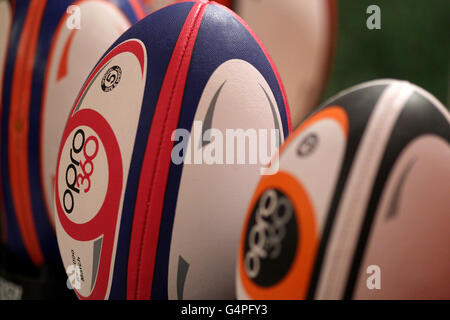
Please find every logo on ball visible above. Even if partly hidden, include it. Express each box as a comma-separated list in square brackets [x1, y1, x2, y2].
[62, 128, 99, 214]
[244, 188, 298, 286]
[296, 133, 318, 157]
[101, 65, 122, 92]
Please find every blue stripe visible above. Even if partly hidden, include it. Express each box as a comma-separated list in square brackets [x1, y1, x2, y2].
[108, 1, 194, 299]
[151, 3, 290, 299]
[1, 0, 32, 264]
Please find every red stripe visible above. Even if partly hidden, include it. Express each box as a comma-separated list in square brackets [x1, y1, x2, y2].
[8, 0, 47, 266]
[56, 29, 77, 81]
[217, 2, 292, 133]
[126, 0, 208, 300]
[129, 0, 147, 20]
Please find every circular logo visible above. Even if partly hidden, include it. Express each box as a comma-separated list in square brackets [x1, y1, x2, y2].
[243, 188, 298, 287]
[101, 65, 122, 92]
[296, 132, 318, 157]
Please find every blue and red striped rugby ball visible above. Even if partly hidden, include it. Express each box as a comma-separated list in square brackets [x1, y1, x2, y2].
[54, 0, 291, 300]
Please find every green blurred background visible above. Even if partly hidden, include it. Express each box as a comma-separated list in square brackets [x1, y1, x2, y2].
[322, 0, 449, 109]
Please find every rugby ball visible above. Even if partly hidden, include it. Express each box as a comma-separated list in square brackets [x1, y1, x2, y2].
[236, 79, 450, 300]
[146, 0, 336, 127]
[54, 1, 290, 300]
[0, 0, 144, 267]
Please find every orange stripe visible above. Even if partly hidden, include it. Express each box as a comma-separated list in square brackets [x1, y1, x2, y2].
[129, 0, 147, 20]
[8, 0, 47, 266]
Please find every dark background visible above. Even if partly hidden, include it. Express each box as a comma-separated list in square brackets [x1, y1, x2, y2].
[322, 0, 449, 109]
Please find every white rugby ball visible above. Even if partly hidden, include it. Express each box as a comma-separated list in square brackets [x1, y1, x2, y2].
[237, 79, 450, 300]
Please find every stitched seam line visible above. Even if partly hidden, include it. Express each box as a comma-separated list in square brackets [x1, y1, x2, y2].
[134, 3, 205, 299]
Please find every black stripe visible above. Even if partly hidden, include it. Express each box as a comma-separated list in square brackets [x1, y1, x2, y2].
[344, 91, 450, 299]
[306, 84, 388, 299]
